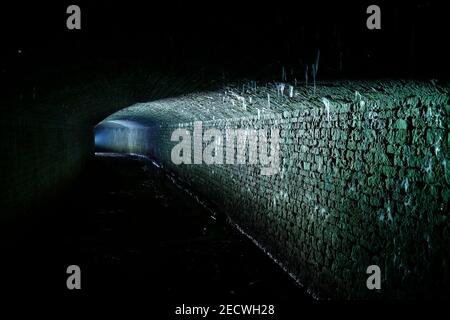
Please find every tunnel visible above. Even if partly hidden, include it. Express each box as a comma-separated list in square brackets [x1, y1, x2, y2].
[88, 81, 449, 299]
[1, 69, 450, 303]
[1, 0, 450, 310]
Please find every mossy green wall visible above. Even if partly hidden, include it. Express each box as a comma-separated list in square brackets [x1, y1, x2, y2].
[101, 80, 450, 298]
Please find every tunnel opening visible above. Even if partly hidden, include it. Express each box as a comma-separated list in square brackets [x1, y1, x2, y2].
[94, 119, 152, 155]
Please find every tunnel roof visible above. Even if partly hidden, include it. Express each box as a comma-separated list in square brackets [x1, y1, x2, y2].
[101, 80, 449, 127]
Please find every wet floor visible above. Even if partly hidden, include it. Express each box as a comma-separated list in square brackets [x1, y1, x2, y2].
[1, 154, 313, 313]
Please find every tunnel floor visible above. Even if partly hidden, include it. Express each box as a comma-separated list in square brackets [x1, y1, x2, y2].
[2, 154, 313, 310]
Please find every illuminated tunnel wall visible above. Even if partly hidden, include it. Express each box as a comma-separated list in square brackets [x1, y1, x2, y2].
[96, 80, 450, 299]
[95, 120, 151, 154]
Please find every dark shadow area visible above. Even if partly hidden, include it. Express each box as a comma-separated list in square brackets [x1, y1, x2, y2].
[0, 155, 313, 310]
[1, 1, 450, 102]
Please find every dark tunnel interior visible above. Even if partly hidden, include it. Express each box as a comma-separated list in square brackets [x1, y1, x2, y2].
[1, 0, 450, 313]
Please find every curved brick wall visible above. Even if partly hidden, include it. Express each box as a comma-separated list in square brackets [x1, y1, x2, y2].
[2, 74, 449, 298]
[98, 80, 450, 299]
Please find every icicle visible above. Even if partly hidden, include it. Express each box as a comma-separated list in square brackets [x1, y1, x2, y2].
[305, 65, 308, 87]
[279, 83, 285, 96]
[312, 64, 316, 94]
[322, 97, 331, 121]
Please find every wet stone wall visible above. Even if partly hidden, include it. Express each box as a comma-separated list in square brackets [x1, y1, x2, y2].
[104, 81, 450, 298]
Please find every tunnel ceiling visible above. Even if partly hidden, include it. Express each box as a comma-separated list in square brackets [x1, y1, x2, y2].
[100, 80, 449, 128]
